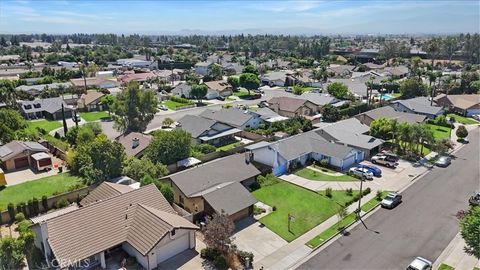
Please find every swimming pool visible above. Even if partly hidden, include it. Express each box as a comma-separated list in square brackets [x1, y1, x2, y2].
[380, 94, 394, 101]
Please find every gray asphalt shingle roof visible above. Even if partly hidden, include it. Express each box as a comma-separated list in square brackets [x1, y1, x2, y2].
[177, 114, 217, 138]
[166, 154, 261, 197]
[392, 97, 443, 116]
[200, 108, 253, 128]
[20, 97, 71, 114]
[202, 181, 257, 215]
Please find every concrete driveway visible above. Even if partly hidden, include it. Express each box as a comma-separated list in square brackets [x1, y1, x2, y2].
[158, 239, 214, 270]
[233, 217, 288, 263]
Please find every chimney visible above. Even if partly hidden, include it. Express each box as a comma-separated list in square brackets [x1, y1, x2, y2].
[132, 137, 140, 148]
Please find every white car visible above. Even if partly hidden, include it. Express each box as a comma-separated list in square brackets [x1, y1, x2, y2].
[348, 167, 374, 180]
[407, 257, 432, 270]
[472, 114, 480, 121]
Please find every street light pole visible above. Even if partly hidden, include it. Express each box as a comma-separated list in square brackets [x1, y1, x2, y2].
[356, 177, 363, 219]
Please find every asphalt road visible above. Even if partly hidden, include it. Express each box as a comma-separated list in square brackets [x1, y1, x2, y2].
[298, 127, 480, 270]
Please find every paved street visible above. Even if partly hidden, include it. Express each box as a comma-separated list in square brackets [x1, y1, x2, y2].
[297, 127, 480, 270]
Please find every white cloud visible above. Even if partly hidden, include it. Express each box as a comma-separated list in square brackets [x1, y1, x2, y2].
[253, 0, 322, 12]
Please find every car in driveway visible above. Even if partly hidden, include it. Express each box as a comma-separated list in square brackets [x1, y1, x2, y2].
[407, 257, 432, 270]
[358, 164, 382, 177]
[348, 167, 373, 180]
[469, 191, 480, 206]
[381, 192, 402, 209]
[158, 104, 168, 111]
[435, 156, 451, 167]
[371, 155, 398, 168]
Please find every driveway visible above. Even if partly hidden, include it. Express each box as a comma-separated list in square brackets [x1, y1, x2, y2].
[158, 238, 214, 270]
[5, 155, 65, 186]
[233, 217, 288, 263]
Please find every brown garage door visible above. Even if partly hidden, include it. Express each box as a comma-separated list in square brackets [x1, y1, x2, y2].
[14, 156, 29, 169]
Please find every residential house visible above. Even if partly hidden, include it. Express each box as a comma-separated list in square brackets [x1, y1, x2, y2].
[203, 80, 233, 100]
[327, 64, 355, 77]
[116, 58, 157, 69]
[221, 62, 244, 75]
[30, 184, 197, 270]
[19, 97, 73, 120]
[200, 108, 262, 130]
[177, 115, 240, 146]
[246, 130, 364, 175]
[76, 91, 105, 112]
[0, 141, 51, 171]
[250, 108, 289, 123]
[434, 94, 480, 117]
[391, 97, 443, 119]
[171, 83, 192, 99]
[118, 72, 157, 84]
[70, 77, 119, 90]
[300, 93, 338, 110]
[355, 106, 427, 126]
[16, 82, 72, 97]
[194, 61, 214, 76]
[316, 118, 383, 157]
[268, 96, 318, 117]
[116, 132, 153, 158]
[380, 65, 409, 78]
[260, 71, 292, 87]
[0, 54, 20, 63]
[162, 154, 260, 222]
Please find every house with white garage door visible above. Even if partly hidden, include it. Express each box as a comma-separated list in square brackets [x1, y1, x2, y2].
[246, 130, 364, 176]
[30, 183, 198, 270]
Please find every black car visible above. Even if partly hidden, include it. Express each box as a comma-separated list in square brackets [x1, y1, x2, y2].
[216, 96, 226, 101]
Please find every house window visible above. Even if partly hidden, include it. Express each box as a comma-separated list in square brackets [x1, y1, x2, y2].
[179, 195, 184, 204]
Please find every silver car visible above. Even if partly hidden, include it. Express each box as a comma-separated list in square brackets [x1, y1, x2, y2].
[348, 167, 374, 180]
[435, 156, 451, 167]
[407, 257, 432, 270]
[381, 192, 402, 209]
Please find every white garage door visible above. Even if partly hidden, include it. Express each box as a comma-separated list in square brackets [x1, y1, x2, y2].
[156, 233, 190, 264]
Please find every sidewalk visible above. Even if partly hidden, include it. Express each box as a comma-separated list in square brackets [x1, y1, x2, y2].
[433, 233, 480, 270]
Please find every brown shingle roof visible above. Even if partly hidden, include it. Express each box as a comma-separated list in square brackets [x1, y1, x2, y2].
[81, 91, 105, 106]
[434, 94, 480, 110]
[47, 184, 196, 267]
[116, 132, 153, 157]
[80, 182, 133, 206]
[204, 80, 231, 91]
[268, 96, 309, 113]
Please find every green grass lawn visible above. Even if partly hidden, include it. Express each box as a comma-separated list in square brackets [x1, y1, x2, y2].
[438, 264, 455, 270]
[295, 167, 357, 182]
[216, 141, 242, 152]
[252, 181, 353, 242]
[0, 173, 85, 210]
[426, 124, 452, 140]
[447, 113, 479, 125]
[360, 191, 390, 212]
[27, 120, 62, 133]
[79, 111, 111, 122]
[233, 90, 253, 99]
[163, 100, 193, 110]
[306, 212, 357, 248]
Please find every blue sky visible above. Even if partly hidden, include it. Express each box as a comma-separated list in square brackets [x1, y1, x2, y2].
[0, 0, 478, 34]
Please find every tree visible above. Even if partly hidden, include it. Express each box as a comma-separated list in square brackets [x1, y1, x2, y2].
[242, 65, 258, 75]
[162, 117, 174, 127]
[399, 78, 428, 99]
[227, 76, 240, 90]
[100, 95, 115, 116]
[321, 104, 341, 122]
[426, 38, 441, 67]
[202, 210, 235, 254]
[145, 129, 191, 165]
[211, 64, 222, 80]
[293, 85, 304, 95]
[337, 205, 348, 230]
[191, 84, 208, 104]
[456, 125, 468, 139]
[112, 81, 158, 132]
[0, 79, 17, 108]
[327, 82, 349, 99]
[160, 185, 174, 205]
[0, 109, 27, 143]
[76, 127, 95, 145]
[0, 237, 25, 269]
[369, 118, 393, 140]
[442, 37, 458, 66]
[122, 157, 168, 180]
[239, 73, 260, 95]
[459, 206, 480, 259]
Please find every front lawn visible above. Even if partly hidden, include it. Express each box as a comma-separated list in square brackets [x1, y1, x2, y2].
[27, 120, 62, 133]
[438, 264, 455, 270]
[233, 90, 253, 99]
[447, 113, 479, 125]
[360, 191, 389, 212]
[295, 167, 357, 182]
[306, 212, 356, 248]
[252, 180, 354, 242]
[163, 100, 193, 110]
[0, 173, 85, 210]
[79, 111, 111, 122]
[425, 124, 452, 140]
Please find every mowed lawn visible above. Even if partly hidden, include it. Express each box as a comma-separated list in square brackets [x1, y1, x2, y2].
[80, 111, 111, 122]
[163, 100, 193, 110]
[253, 181, 352, 242]
[447, 113, 479, 125]
[425, 124, 452, 140]
[295, 167, 357, 182]
[27, 120, 62, 133]
[0, 173, 85, 210]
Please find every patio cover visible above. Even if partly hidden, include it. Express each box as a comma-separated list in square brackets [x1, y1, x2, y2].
[198, 128, 241, 141]
[30, 152, 50, 161]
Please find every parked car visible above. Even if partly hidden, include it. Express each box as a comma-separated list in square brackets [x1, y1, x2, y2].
[258, 101, 269, 108]
[371, 155, 398, 168]
[468, 192, 480, 206]
[252, 93, 262, 99]
[216, 96, 226, 101]
[472, 114, 480, 121]
[379, 151, 399, 162]
[358, 164, 382, 177]
[254, 89, 265, 94]
[158, 105, 168, 111]
[435, 156, 451, 167]
[348, 167, 373, 180]
[381, 192, 402, 209]
[407, 257, 432, 270]
[285, 87, 293, 92]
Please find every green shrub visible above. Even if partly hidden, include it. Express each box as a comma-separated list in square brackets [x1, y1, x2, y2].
[192, 144, 216, 154]
[346, 188, 353, 196]
[32, 197, 40, 216]
[41, 196, 48, 212]
[27, 199, 34, 217]
[54, 198, 70, 209]
[258, 174, 280, 187]
[249, 181, 261, 191]
[213, 256, 228, 270]
[237, 250, 254, 265]
[15, 212, 25, 223]
[7, 203, 15, 222]
[325, 187, 333, 198]
[363, 187, 371, 196]
[272, 205, 277, 211]
[376, 190, 383, 201]
[170, 96, 191, 104]
[200, 248, 220, 261]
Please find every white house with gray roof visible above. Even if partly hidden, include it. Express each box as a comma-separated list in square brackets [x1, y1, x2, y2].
[200, 108, 262, 130]
[391, 97, 443, 119]
[177, 114, 241, 146]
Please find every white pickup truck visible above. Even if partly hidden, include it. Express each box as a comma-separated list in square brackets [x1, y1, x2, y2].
[371, 155, 398, 168]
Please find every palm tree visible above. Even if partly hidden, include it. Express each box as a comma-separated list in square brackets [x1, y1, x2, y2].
[389, 119, 399, 145]
[398, 123, 412, 153]
[426, 38, 441, 67]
